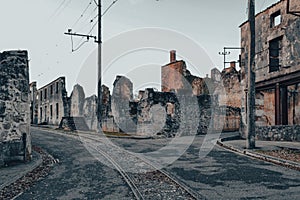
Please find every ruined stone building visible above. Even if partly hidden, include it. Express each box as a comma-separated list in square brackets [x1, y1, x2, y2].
[30, 81, 38, 124]
[161, 50, 241, 133]
[161, 50, 210, 96]
[211, 62, 242, 132]
[0, 50, 31, 166]
[240, 0, 300, 141]
[29, 49, 243, 136]
[67, 84, 112, 132]
[34, 77, 69, 125]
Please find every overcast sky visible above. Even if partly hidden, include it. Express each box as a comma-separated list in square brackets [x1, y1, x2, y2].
[0, 0, 279, 96]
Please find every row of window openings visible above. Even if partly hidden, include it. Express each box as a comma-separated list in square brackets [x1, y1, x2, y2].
[40, 103, 59, 120]
[38, 82, 60, 100]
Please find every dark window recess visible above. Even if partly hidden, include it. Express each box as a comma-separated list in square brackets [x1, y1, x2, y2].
[45, 106, 47, 121]
[40, 91, 43, 100]
[40, 107, 42, 121]
[44, 88, 47, 99]
[56, 103, 59, 119]
[50, 85, 53, 95]
[270, 11, 281, 28]
[56, 82, 59, 93]
[269, 37, 282, 72]
[50, 105, 53, 119]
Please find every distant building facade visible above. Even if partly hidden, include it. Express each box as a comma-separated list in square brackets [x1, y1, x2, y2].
[35, 77, 69, 125]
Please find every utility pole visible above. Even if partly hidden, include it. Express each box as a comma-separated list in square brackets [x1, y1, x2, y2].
[97, 0, 102, 129]
[246, 0, 256, 149]
[65, 0, 102, 130]
[218, 48, 230, 69]
[219, 47, 244, 69]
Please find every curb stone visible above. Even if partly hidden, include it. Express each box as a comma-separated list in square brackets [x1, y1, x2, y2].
[0, 146, 57, 200]
[0, 151, 42, 191]
[217, 139, 300, 171]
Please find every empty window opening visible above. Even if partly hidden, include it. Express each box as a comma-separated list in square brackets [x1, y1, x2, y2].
[40, 107, 42, 121]
[56, 103, 59, 119]
[45, 106, 47, 121]
[56, 82, 59, 93]
[50, 105, 53, 119]
[269, 37, 282, 72]
[270, 11, 281, 27]
[44, 88, 47, 99]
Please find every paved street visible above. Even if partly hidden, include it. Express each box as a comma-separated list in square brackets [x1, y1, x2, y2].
[17, 128, 134, 200]
[111, 135, 300, 200]
[16, 128, 300, 199]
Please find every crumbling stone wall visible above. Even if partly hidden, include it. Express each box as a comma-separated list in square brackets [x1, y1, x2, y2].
[70, 84, 85, 117]
[161, 60, 186, 93]
[255, 90, 276, 126]
[220, 65, 242, 108]
[29, 82, 38, 124]
[83, 95, 98, 131]
[111, 76, 135, 133]
[67, 84, 113, 132]
[211, 66, 242, 132]
[136, 88, 180, 136]
[0, 50, 31, 166]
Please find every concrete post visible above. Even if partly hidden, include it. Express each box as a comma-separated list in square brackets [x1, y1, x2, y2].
[246, 0, 256, 149]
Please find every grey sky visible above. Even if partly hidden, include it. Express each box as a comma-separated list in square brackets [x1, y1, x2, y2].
[0, 0, 279, 96]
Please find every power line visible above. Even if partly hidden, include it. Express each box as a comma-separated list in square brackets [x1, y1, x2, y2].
[50, 0, 67, 19]
[70, 35, 90, 52]
[52, 0, 72, 19]
[65, 0, 119, 52]
[102, 0, 119, 17]
[72, 0, 93, 28]
[70, 19, 98, 51]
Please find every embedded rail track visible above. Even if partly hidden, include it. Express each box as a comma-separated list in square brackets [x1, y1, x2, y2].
[79, 133, 201, 200]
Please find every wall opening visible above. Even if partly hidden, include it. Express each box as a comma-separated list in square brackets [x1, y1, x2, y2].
[270, 11, 281, 27]
[269, 37, 282, 72]
[50, 85, 53, 95]
[56, 82, 59, 93]
[56, 103, 59, 119]
[44, 88, 47, 99]
[50, 104, 53, 119]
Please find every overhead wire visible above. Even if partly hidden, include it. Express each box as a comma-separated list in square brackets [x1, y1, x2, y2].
[71, 34, 90, 52]
[50, 0, 67, 19]
[72, 0, 93, 28]
[102, 0, 119, 17]
[71, 19, 98, 52]
[68, 0, 120, 52]
[52, 0, 72, 19]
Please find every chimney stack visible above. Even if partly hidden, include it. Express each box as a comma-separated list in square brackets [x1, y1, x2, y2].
[230, 61, 236, 69]
[170, 50, 176, 63]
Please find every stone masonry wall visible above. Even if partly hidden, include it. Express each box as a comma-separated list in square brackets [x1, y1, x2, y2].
[240, 0, 300, 135]
[70, 84, 85, 117]
[0, 50, 31, 166]
[256, 125, 300, 141]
